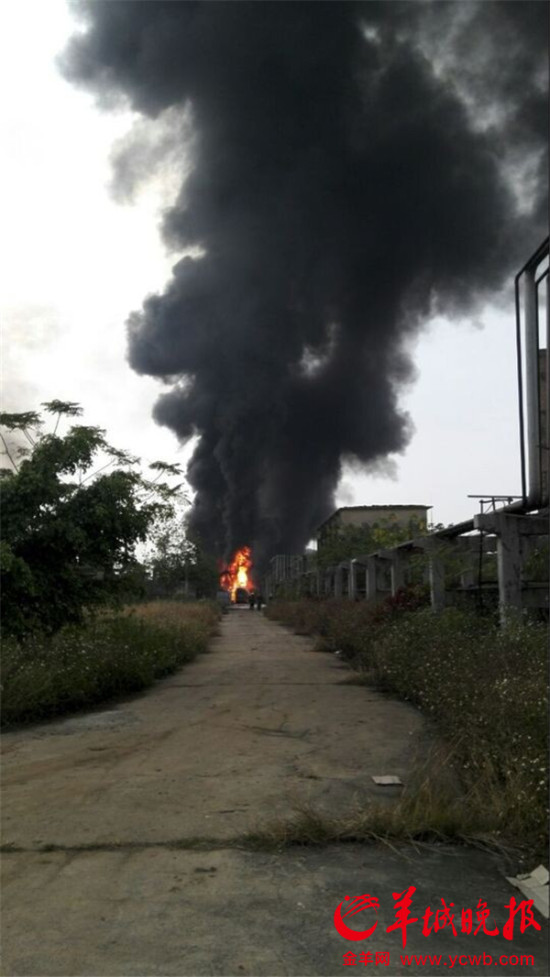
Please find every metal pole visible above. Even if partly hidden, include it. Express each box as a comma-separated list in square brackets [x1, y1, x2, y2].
[524, 266, 541, 505]
[545, 273, 550, 505]
[515, 274, 527, 504]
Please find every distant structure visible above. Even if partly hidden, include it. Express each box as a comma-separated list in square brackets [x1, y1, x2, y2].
[268, 552, 316, 591]
[317, 504, 430, 554]
[263, 506, 431, 599]
[264, 550, 316, 597]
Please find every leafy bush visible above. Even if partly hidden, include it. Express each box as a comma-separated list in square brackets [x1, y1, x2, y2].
[1, 601, 220, 726]
[1, 404, 183, 637]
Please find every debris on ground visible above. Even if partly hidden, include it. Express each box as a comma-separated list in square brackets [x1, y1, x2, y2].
[371, 775, 403, 786]
[506, 865, 549, 919]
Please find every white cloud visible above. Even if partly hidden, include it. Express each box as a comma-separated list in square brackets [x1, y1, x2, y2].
[0, 1, 192, 474]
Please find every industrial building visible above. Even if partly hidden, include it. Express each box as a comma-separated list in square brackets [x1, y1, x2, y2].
[316, 504, 430, 556]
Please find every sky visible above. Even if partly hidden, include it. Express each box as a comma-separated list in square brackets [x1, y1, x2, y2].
[0, 1, 540, 541]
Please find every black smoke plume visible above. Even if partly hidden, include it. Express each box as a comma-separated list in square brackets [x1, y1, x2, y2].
[62, 1, 548, 565]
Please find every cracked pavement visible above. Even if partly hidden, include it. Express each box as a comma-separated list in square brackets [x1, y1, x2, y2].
[1, 609, 547, 976]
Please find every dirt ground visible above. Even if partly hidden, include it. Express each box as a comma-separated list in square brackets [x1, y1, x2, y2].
[2, 609, 547, 976]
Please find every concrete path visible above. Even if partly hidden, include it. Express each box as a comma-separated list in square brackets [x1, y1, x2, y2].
[1, 609, 547, 976]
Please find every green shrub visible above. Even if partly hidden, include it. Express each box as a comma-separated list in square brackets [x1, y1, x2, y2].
[1, 601, 220, 726]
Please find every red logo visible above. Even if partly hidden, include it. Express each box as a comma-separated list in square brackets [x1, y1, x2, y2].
[333, 887, 541, 949]
[333, 895, 380, 941]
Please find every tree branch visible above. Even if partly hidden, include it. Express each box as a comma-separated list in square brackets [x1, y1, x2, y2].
[0, 432, 18, 472]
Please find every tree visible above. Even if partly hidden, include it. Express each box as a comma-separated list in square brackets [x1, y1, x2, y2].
[316, 517, 429, 569]
[0, 403, 183, 637]
[146, 515, 219, 599]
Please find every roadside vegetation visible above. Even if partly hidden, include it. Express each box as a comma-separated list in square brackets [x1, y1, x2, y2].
[0, 401, 186, 637]
[1, 601, 220, 728]
[0, 404, 220, 727]
[266, 596, 548, 860]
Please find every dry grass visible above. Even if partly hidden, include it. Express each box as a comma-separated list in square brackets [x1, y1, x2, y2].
[127, 600, 220, 627]
[244, 745, 522, 864]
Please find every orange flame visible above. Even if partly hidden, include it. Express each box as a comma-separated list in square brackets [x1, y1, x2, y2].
[219, 546, 255, 602]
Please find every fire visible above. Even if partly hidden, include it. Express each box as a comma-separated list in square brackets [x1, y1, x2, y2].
[219, 546, 255, 602]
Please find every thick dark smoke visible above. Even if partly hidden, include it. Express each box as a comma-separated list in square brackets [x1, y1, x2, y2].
[61, 1, 548, 565]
